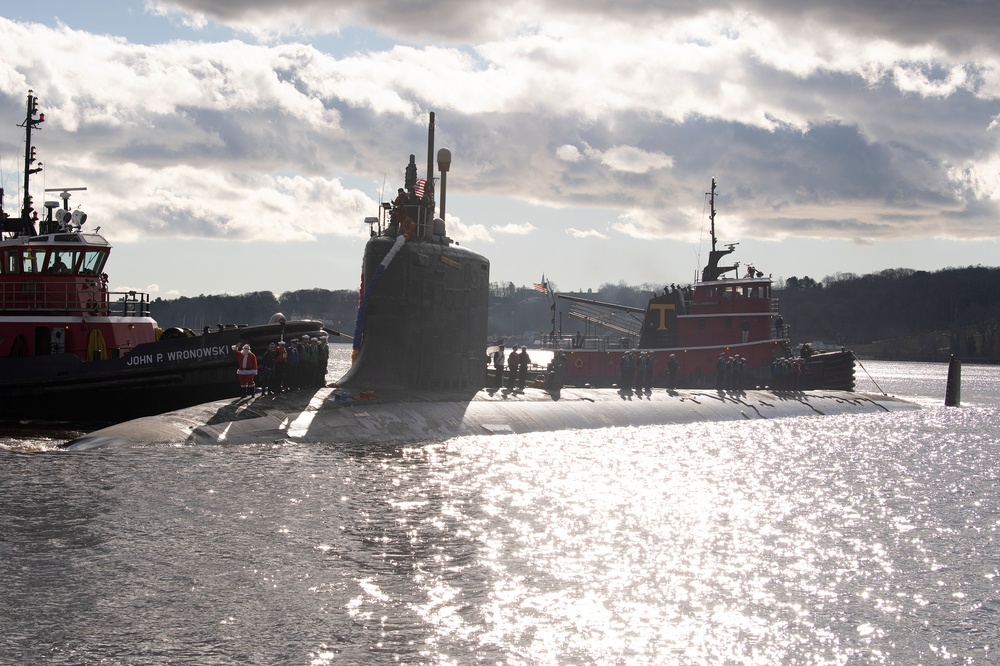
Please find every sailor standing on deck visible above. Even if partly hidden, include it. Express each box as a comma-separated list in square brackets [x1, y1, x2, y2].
[620, 351, 635, 392]
[287, 339, 300, 390]
[259, 342, 276, 396]
[645, 351, 657, 391]
[666, 353, 678, 390]
[633, 351, 646, 391]
[506, 346, 520, 391]
[492, 343, 505, 388]
[316, 335, 330, 387]
[300, 336, 317, 387]
[233, 344, 258, 397]
[273, 341, 288, 393]
[517, 346, 530, 390]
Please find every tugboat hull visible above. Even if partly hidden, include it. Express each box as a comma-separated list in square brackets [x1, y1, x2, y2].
[551, 179, 856, 392]
[0, 320, 325, 425]
[0, 90, 331, 426]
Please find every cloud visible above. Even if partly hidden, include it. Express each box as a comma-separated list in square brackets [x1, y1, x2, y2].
[566, 228, 608, 240]
[2, 0, 999, 260]
[491, 222, 537, 234]
[556, 144, 583, 162]
[611, 208, 695, 241]
[444, 214, 494, 243]
[596, 145, 674, 174]
[35, 156, 374, 243]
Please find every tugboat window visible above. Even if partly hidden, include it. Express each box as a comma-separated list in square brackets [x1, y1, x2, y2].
[21, 249, 39, 273]
[3, 250, 19, 275]
[49, 251, 76, 274]
[79, 250, 107, 276]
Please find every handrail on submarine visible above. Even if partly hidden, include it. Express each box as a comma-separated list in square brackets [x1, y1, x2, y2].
[556, 292, 647, 314]
[323, 326, 353, 339]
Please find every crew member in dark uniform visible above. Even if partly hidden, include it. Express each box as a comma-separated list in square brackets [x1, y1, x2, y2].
[516, 346, 530, 390]
[492, 343, 505, 388]
[506, 346, 519, 390]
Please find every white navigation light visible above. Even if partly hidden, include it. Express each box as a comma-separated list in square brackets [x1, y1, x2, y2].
[72, 209, 88, 227]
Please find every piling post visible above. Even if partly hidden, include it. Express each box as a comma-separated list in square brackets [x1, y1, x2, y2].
[944, 354, 961, 407]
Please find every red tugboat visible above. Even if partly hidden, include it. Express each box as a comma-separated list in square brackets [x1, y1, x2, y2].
[555, 178, 855, 390]
[0, 90, 327, 424]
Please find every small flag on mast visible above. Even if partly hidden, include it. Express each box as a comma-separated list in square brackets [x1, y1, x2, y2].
[414, 178, 427, 199]
[533, 276, 549, 295]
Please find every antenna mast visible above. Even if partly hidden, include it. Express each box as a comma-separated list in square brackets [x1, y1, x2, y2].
[708, 177, 717, 253]
[20, 90, 45, 222]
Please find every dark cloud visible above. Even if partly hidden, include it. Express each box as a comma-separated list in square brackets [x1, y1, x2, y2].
[159, 0, 1000, 54]
[157, 0, 490, 42]
[760, 0, 1000, 55]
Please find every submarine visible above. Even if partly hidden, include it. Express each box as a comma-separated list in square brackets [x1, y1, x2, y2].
[64, 116, 917, 450]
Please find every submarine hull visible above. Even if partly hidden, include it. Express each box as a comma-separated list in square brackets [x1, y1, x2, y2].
[65, 386, 917, 449]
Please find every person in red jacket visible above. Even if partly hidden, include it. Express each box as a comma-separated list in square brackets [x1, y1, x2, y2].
[272, 340, 288, 394]
[233, 343, 258, 397]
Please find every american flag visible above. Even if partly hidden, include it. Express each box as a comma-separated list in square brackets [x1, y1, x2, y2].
[414, 178, 426, 199]
[533, 282, 549, 295]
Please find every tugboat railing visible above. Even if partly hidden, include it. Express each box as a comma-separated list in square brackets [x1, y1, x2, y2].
[107, 290, 152, 317]
[0, 281, 151, 317]
[540, 333, 636, 352]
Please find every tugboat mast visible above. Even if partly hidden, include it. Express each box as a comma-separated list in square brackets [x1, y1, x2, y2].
[709, 177, 717, 253]
[700, 176, 738, 282]
[2, 90, 45, 236]
[19, 90, 45, 225]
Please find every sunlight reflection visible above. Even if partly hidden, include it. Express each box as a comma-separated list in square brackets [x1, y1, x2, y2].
[358, 406, 1000, 663]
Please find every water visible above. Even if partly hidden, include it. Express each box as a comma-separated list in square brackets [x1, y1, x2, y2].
[2, 355, 999, 664]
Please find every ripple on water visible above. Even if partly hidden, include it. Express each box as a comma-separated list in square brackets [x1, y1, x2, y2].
[1, 358, 999, 664]
[378, 408, 1000, 664]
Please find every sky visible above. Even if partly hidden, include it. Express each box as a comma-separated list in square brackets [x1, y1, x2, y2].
[0, 0, 998, 300]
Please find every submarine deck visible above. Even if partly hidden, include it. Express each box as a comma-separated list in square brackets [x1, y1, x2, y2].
[64, 385, 918, 449]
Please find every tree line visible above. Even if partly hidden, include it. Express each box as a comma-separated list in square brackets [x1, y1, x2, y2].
[150, 289, 360, 338]
[777, 266, 1000, 361]
[150, 265, 1000, 361]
